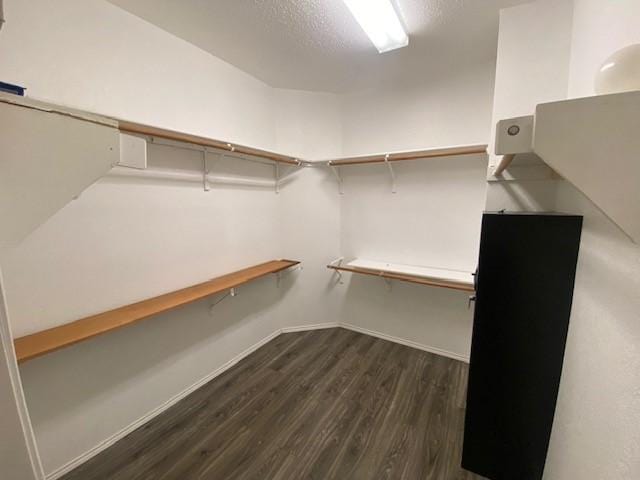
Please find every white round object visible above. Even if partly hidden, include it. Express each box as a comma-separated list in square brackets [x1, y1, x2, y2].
[595, 44, 640, 95]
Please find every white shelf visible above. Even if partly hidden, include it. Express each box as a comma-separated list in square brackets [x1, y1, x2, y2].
[328, 258, 475, 292]
[348, 259, 473, 284]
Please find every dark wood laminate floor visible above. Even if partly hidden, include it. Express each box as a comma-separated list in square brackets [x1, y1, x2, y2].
[62, 328, 483, 480]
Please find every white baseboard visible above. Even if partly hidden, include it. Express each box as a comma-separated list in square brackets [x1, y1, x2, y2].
[46, 328, 282, 480]
[46, 322, 466, 479]
[340, 323, 470, 363]
[281, 322, 339, 333]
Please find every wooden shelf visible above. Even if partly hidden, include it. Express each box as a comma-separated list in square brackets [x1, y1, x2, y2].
[0, 94, 300, 166]
[328, 259, 474, 292]
[0, 94, 486, 169]
[14, 260, 300, 364]
[118, 121, 300, 165]
[327, 144, 488, 166]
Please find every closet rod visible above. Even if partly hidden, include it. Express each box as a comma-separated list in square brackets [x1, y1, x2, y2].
[109, 166, 289, 189]
[144, 136, 282, 167]
[493, 154, 516, 176]
[118, 121, 300, 166]
[327, 144, 488, 166]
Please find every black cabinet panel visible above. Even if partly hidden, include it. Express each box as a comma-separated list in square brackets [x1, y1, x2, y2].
[462, 212, 583, 480]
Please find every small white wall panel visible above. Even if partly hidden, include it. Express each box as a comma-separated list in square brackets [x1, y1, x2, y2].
[533, 91, 640, 242]
[118, 133, 147, 169]
[0, 98, 119, 246]
[495, 116, 534, 155]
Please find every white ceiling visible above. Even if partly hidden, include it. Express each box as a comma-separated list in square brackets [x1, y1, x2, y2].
[107, 0, 531, 93]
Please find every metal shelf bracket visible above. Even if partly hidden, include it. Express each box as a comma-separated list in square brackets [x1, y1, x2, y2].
[384, 154, 396, 193]
[276, 264, 302, 288]
[328, 257, 345, 284]
[208, 287, 238, 314]
[329, 164, 344, 195]
[202, 149, 210, 192]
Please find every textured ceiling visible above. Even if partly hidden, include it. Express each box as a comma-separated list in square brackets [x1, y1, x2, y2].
[107, 0, 531, 93]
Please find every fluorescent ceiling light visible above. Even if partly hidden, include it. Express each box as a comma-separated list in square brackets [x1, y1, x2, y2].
[342, 0, 409, 53]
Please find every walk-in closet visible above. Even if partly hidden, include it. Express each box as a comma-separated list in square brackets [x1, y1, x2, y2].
[1, 1, 639, 479]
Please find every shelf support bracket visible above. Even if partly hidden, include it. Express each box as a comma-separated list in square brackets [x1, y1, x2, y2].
[380, 272, 393, 292]
[275, 162, 280, 194]
[329, 257, 344, 268]
[329, 164, 344, 195]
[202, 149, 210, 192]
[328, 257, 344, 284]
[276, 264, 302, 288]
[384, 154, 396, 193]
[208, 287, 238, 314]
[493, 154, 516, 176]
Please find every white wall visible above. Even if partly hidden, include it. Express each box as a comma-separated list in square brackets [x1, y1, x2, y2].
[273, 88, 343, 331]
[568, 0, 640, 99]
[542, 2, 640, 479]
[274, 88, 343, 160]
[340, 61, 495, 156]
[0, 0, 277, 152]
[545, 183, 640, 480]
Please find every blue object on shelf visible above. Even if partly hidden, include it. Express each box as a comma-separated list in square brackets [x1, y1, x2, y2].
[0, 82, 26, 96]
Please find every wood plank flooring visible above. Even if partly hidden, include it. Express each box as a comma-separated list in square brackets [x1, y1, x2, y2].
[62, 328, 483, 480]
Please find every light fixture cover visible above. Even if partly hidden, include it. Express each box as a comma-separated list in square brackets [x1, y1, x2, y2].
[342, 0, 409, 53]
[594, 43, 640, 95]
